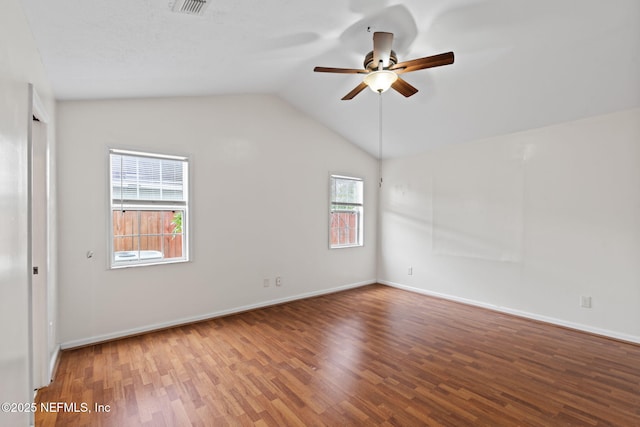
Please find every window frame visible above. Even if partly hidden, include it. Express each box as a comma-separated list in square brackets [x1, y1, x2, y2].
[329, 174, 364, 249]
[109, 148, 190, 268]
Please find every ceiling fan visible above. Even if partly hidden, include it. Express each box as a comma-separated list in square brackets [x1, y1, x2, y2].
[314, 32, 454, 100]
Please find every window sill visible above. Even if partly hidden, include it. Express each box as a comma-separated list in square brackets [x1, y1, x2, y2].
[330, 244, 363, 249]
[110, 258, 189, 270]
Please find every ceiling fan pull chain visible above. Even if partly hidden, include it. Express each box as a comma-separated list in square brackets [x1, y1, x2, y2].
[379, 91, 383, 188]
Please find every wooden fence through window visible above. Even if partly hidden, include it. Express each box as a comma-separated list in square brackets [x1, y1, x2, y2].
[330, 211, 358, 246]
[113, 210, 183, 258]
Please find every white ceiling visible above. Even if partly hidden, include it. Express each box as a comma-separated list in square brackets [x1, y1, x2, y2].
[21, 0, 640, 158]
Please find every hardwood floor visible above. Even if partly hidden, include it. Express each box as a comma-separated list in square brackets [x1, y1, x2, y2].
[36, 284, 640, 426]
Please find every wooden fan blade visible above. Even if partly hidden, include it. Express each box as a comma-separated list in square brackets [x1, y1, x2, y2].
[314, 66, 368, 74]
[391, 77, 418, 98]
[391, 52, 454, 73]
[342, 82, 369, 100]
[373, 32, 394, 68]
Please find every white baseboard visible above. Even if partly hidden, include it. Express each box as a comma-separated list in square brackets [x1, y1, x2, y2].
[61, 280, 375, 349]
[380, 280, 640, 345]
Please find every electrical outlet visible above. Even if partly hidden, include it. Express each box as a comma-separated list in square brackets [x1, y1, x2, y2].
[580, 296, 592, 309]
[263, 278, 270, 287]
[408, 266, 413, 276]
[276, 276, 282, 287]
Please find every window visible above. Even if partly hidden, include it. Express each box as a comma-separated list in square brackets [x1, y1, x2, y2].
[110, 149, 189, 267]
[329, 175, 363, 248]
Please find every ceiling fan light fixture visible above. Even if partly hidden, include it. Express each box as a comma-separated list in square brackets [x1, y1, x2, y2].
[363, 70, 398, 93]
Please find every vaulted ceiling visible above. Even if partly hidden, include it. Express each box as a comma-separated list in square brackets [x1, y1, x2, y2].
[21, 0, 640, 157]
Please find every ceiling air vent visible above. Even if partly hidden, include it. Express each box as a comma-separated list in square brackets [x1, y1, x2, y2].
[172, 0, 210, 16]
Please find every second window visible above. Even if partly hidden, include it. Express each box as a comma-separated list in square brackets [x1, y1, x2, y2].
[329, 175, 363, 248]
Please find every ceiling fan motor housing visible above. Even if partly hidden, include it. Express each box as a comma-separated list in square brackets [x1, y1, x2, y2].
[364, 50, 397, 70]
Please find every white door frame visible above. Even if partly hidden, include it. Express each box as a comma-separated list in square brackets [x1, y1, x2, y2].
[28, 85, 51, 394]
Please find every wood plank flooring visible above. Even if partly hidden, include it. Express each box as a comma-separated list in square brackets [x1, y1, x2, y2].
[36, 284, 640, 426]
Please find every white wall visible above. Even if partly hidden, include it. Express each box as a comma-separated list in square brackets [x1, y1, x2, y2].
[0, 0, 56, 425]
[57, 94, 378, 347]
[380, 108, 640, 343]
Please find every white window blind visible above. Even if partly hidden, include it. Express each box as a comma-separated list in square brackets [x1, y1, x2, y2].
[330, 175, 363, 207]
[110, 150, 187, 203]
